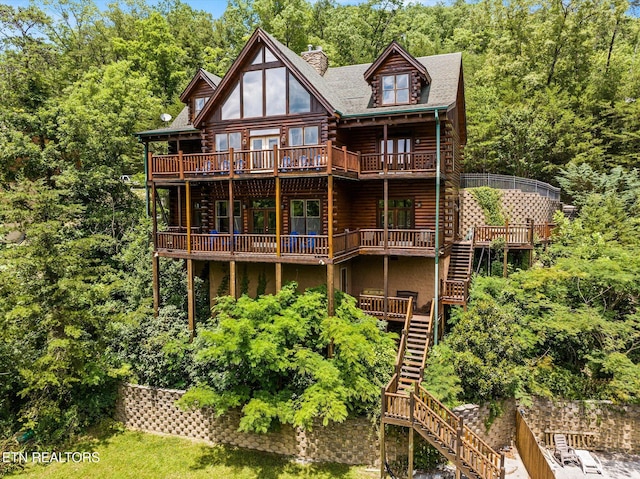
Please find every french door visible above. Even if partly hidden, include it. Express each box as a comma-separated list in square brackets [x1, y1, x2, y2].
[381, 138, 411, 169]
[250, 199, 276, 234]
[250, 136, 279, 170]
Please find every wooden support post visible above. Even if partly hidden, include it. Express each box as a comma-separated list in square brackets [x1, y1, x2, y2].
[328, 175, 334, 259]
[456, 417, 464, 461]
[186, 181, 192, 254]
[209, 262, 216, 313]
[229, 147, 235, 179]
[151, 182, 158, 248]
[187, 258, 195, 337]
[147, 150, 154, 180]
[230, 260, 237, 299]
[276, 176, 281, 257]
[327, 140, 333, 173]
[503, 220, 509, 278]
[152, 253, 160, 317]
[500, 451, 506, 479]
[273, 144, 279, 176]
[229, 177, 234, 253]
[275, 262, 282, 292]
[327, 263, 335, 315]
[383, 124, 388, 174]
[383, 256, 389, 322]
[342, 146, 348, 172]
[380, 387, 386, 479]
[178, 150, 184, 180]
[408, 427, 414, 479]
[177, 185, 182, 228]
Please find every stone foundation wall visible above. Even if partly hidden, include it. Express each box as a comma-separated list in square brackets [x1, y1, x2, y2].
[522, 397, 640, 453]
[115, 383, 410, 466]
[453, 400, 516, 450]
[460, 189, 561, 235]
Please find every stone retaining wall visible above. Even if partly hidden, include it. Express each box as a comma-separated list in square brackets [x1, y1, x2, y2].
[460, 189, 561, 235]
[115, 383, 409, 465]
[522, 397, 640, 453]
[453, 400, 516, 450]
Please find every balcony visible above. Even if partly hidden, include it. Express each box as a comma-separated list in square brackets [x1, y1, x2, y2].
[358, 294, 412, 321]
[473, 223, 554, 248]
[148, 143, 441, 180]
[155, 228, 441, 260]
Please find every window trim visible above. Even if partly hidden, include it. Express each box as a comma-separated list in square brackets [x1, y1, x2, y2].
[381, 73, 411, 105]
[288, 125, 320, 146]
[376, 198, 415, 229]
[215, 199, 242, 233]
[290, 198, 322, 234]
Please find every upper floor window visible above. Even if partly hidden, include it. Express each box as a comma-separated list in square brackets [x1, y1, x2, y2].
[382, 74, 409, 105]
[251, 46, 277, 65]
[291, 199, 321, 234]
[377, 199, 413, 229]
[215, 132, 242, 151]
[289, 126, 319, 146]
[221, 68, 311, 120]
[215, 200, 242, 233]
[194, 96, 209, 116]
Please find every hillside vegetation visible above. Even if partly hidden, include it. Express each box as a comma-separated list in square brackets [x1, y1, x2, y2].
[1, 0, 639, 444]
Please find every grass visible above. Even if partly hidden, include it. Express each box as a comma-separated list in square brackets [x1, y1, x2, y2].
[9, 426, 378, 479]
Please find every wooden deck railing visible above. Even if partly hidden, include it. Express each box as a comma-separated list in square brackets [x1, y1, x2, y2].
[358, 295, 411, 319]
[360, 229, 439, 250]
[280, 234, 329, 256]
[156, 229, 439, 257]
[383, 382, 505, 479]
[360, 152, 439, 173]
[149, 145, 445, 178]
[474, 225, 531, 245]
[442, 279, 469, 304]
[533, 223, 555, 242]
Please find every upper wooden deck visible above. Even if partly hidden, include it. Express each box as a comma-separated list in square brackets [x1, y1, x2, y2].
[155, 227, 444, 263]
[149, 141, 447, 182]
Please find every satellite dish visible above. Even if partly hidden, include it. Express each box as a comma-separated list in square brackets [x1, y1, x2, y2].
[160, 113, 172, 123]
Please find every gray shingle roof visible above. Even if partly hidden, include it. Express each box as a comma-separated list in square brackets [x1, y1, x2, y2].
[136, 107, 197, 136]
[263, 31, 461, 117]
[202, 69, 222, 86]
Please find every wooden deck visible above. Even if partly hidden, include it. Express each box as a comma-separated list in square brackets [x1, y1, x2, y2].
[474, 223, 554, 248]
[155, 228, 441, 260]
[149, 142, 447, 181]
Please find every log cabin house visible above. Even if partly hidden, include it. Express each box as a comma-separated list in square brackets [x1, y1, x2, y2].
[137, 28, 468, 333]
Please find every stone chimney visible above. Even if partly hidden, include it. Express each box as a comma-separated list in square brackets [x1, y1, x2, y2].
[301, 45, 328, 76]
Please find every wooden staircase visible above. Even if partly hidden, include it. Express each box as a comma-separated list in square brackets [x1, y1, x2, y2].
[381, 297, 505, 479]
[442, 240, 474, 308]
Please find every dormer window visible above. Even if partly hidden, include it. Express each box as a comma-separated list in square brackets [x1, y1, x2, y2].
[382, 74, 409, 105]
[194, 96, 209, 115]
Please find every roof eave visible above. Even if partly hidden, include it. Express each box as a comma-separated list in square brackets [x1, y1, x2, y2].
[340, 104, 453, 119]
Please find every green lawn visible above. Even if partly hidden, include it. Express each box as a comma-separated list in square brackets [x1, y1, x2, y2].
[10, 429, 378, 479]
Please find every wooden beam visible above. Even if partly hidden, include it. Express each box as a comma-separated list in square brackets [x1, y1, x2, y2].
[177, 185, 182, 227]
[383, 255, 389, 321]
[275, 262, 282, 292]
[408, 426, 414, 479]
[151, 182, 158, 248]
[275, 176, 281, 256]
[230, 260, 237, 298]
[178, 150, 184, 180]
[380, 392, 386, 479]
[209, 262, 216, 313]
[229, 176, 234, 253]
[328, 175, 334, 258]
[152, 253, 160, 317]
[186, 181, 192, 254]
[327, 263, 335, 316]
[187, 258, 195, 337]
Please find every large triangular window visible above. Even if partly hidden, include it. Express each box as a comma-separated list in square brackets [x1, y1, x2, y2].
[220, 67, 311, 120]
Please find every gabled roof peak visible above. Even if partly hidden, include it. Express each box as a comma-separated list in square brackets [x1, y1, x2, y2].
[179, 68, 222, 102]
[363, 41, 431, 84]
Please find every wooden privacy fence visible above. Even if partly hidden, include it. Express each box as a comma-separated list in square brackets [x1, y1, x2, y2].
[516, 410, 555, 479]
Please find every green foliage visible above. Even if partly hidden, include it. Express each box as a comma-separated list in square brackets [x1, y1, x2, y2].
[469, 187, 505, 225]
[427, 180, 640, 404]
[179, 284, 396, 432]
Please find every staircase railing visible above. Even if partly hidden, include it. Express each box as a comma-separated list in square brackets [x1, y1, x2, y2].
[418, 300, 435, 378]
[394, 297, 413, 378]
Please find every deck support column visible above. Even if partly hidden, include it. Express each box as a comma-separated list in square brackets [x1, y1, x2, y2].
[152, 253, 160, 317]
[209, 262, 216, 312]
[229, 176, 234, 254]
[187, 258, 195, 337]
[380, 388, 386, 479]
[229, 260, 237, 298]
[275, 262, 282, 292]
[276, 176, 281, 257]
[503, 220, 509, 278]
[408, 427, 414, 479]
[327, 263, 335, 316]
[186, 181, 192, 254]
[383, 174, 389, 321]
